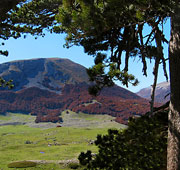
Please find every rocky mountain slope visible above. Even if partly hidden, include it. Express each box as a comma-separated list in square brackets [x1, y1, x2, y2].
[136, 81, 170, 103]
[0, 58, 89, 93]
[0, 58, 151, 124]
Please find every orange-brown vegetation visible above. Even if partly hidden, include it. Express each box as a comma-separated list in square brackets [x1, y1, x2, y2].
[0, 83, 153, 124]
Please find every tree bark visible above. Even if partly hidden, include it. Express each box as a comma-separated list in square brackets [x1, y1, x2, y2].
[167, 4, 180, 170]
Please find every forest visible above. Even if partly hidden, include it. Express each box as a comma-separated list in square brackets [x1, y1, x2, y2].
[0, 83, 151, 124]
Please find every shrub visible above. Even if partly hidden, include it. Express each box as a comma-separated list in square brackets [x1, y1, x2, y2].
[67, 162, 80, 169]
[24, 140, 32, 144]
[8, 161, 37, 168]
[79, 107, 168, 170]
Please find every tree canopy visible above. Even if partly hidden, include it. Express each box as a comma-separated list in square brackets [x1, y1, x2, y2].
[0, 0, 61, 56]
[56, 0, 171, 87]
[54, 0, 175, 113]
[0, 0, 174, 96]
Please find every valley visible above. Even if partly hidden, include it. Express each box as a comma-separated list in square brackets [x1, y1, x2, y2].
[0, 111, 125, 169]
[0, 58, 160, 169]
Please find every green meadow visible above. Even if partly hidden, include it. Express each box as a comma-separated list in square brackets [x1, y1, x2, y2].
[0, 111, 125, 169]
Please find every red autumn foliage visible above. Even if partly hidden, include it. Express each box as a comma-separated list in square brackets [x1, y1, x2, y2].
[0, 83, 155, 124]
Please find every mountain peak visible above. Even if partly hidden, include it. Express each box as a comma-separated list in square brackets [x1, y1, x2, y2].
[136, 81, 170, 103]
[0, 58, 89, 93]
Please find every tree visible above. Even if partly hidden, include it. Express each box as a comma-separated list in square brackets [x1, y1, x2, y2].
[79, 106, 168, 170]
[56, 0, 170, 108]
[0, 0, 24, 56]
[0, 0, 62, 56]
[0, 0, 32, 87]
[54, 0, 179, 169]
[168, 5, 180, 169]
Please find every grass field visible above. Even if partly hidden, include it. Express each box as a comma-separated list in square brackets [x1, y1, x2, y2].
[0, 111, 125, 169]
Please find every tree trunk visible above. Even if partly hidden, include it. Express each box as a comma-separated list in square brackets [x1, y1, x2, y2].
[167, 4, 180, 170]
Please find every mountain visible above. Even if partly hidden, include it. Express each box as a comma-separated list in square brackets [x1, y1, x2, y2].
[0, 58, 151, 125]
[136, 81, 170, 103]
[0, 58, 89, 93]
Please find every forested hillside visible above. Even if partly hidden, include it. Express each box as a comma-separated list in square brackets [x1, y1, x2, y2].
[0, 58, 152, 124]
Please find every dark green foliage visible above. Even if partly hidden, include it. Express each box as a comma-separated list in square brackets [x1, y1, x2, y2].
[79, 107, 168, 170]
[87, 63, 138, 95]
[24, 140, 33, 144]
[68, 162, 81, 169]
[56, 0, 174, 94]
[0, 0, 62, 56]
[8, 161, 37, 168]
[0, 0, 24, 56]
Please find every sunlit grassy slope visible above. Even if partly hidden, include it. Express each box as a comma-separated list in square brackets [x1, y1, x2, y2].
[0, 111, 125, 169]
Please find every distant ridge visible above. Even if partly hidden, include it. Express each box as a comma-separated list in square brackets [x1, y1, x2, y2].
[136, 81, 170, 103]
[0, 58, 150, 124]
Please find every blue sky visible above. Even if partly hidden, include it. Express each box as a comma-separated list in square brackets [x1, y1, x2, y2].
[1, 21, 170, 93]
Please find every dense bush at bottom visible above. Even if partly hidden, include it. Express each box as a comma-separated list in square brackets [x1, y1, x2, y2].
[79, 105, 168, 170]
